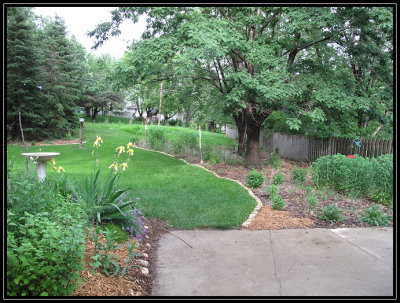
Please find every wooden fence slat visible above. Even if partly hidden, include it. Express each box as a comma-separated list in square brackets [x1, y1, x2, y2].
[384, 139, 390, 155]
[376, 139, 382, 157]
[364, 139, 369, 158]
[378, 139, 384, 157]
[281, 132, 392, 163]
[371, 139, 377, 158]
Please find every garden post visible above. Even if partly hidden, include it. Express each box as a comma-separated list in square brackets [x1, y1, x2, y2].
[79, 118, 84, 149]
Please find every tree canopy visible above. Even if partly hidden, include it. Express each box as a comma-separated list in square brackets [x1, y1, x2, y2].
[89, 6, 393, 167]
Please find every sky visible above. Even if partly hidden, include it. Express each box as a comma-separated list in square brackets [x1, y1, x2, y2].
[33, 6, 147, 59]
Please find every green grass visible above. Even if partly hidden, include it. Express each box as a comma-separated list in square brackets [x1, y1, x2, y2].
[119, 123, 237, 149]
[7, 123, 255, 229]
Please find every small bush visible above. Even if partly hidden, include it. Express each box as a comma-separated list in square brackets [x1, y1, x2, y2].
[306, 195, 318, 211]
[370, 154, 393, 205]
[148, 129, 167, 150]
[291, 165, 308, 185]
[7, 202, 87, 296]
[265, 153, 282, 169]
[358, 203, 392, 227]
[266, 184, 279, 197]
[271, 194, 286, 210]
[246, 169, 264, 189]
[272, 173, 284, 185]
[318, 204, 346, 224]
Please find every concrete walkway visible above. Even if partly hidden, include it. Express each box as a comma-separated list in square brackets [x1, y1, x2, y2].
[152, 227, 393, 297]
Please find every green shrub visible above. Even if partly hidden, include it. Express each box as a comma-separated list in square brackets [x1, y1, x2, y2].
[265, 153, 282, 169]
[318, 204, 346, 224]
[148, 129, 167, 150]
[272, 172, 285, 185]
[246, 169, 264, 189]
[266, 184, 279, 197]
[311, 153, 392, 202]
[172, 140, 184, 155]
[358, 203, 392, 227]
[7, 202, 87, 296]
[271, 194, 286, 210]
[202, 143, 213, 162]
[306, 195, 318, 211]
[7, 169, 72, 221]
[291, 165, 308, 185]
[370, 154, 393, 205]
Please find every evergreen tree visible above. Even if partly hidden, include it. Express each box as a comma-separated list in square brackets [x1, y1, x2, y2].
[38, 15, 80, 137]
[6, 7, 44, 140]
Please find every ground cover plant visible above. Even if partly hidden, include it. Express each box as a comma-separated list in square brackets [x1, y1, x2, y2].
[6, 168, 88, 296]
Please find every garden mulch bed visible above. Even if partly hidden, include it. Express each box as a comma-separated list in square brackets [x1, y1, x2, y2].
[8, 138, 83, 146]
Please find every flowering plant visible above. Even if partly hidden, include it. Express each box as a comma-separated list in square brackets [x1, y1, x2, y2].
[48, 158, 66, 173]
[72, 135, 136, 225]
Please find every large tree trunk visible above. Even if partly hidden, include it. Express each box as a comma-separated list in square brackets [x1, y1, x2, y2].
[245, 122, 261, 169]
[92, 107, 99, 123]
[208, 121, 216, 132]
[233, 109, 247, 155]
[85, 107, 91, 117]
[243, 103, 269, 169]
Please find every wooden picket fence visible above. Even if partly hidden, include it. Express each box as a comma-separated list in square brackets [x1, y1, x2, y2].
[308, 137, 393, 163]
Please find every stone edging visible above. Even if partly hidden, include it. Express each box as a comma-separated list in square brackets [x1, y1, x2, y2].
[133, 145, 263, 229]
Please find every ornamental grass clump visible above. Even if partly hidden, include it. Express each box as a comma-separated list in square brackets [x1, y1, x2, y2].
[246, 169, 264, 189]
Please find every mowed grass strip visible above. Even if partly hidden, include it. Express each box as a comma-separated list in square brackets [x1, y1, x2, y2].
[7, 123, 256, 229]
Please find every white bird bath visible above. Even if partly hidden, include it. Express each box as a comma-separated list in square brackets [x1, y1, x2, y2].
[21, 152, 60, 181]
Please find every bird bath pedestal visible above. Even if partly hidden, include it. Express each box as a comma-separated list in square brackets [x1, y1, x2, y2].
[21, 152, 60, 181]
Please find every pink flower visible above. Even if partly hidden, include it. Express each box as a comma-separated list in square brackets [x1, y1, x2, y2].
[346, 155, 356, 159]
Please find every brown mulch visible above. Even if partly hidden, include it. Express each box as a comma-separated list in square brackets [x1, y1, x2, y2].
[72, 217, 167, 297]
[8, 138, 84, 146]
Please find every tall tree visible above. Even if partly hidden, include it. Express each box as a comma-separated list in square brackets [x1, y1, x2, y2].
[6, 7, 44, 140]
[89, 6, 393, 167]
[80, 54, 125, 122]
[37, 15, 84, 136]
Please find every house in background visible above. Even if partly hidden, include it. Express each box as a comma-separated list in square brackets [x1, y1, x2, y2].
[100, 103, 185, 123]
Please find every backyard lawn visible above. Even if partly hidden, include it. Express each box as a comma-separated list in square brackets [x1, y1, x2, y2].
[7, 122, 257, 229]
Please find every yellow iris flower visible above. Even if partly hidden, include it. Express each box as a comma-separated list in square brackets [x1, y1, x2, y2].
[128, 148, 134, 156]
[57, 166, 65, 173]
[109, 162, 118, 172]
[93, 135, 103, 148]
[120, 162, 128, 171]
[115, 146, 125, 154]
